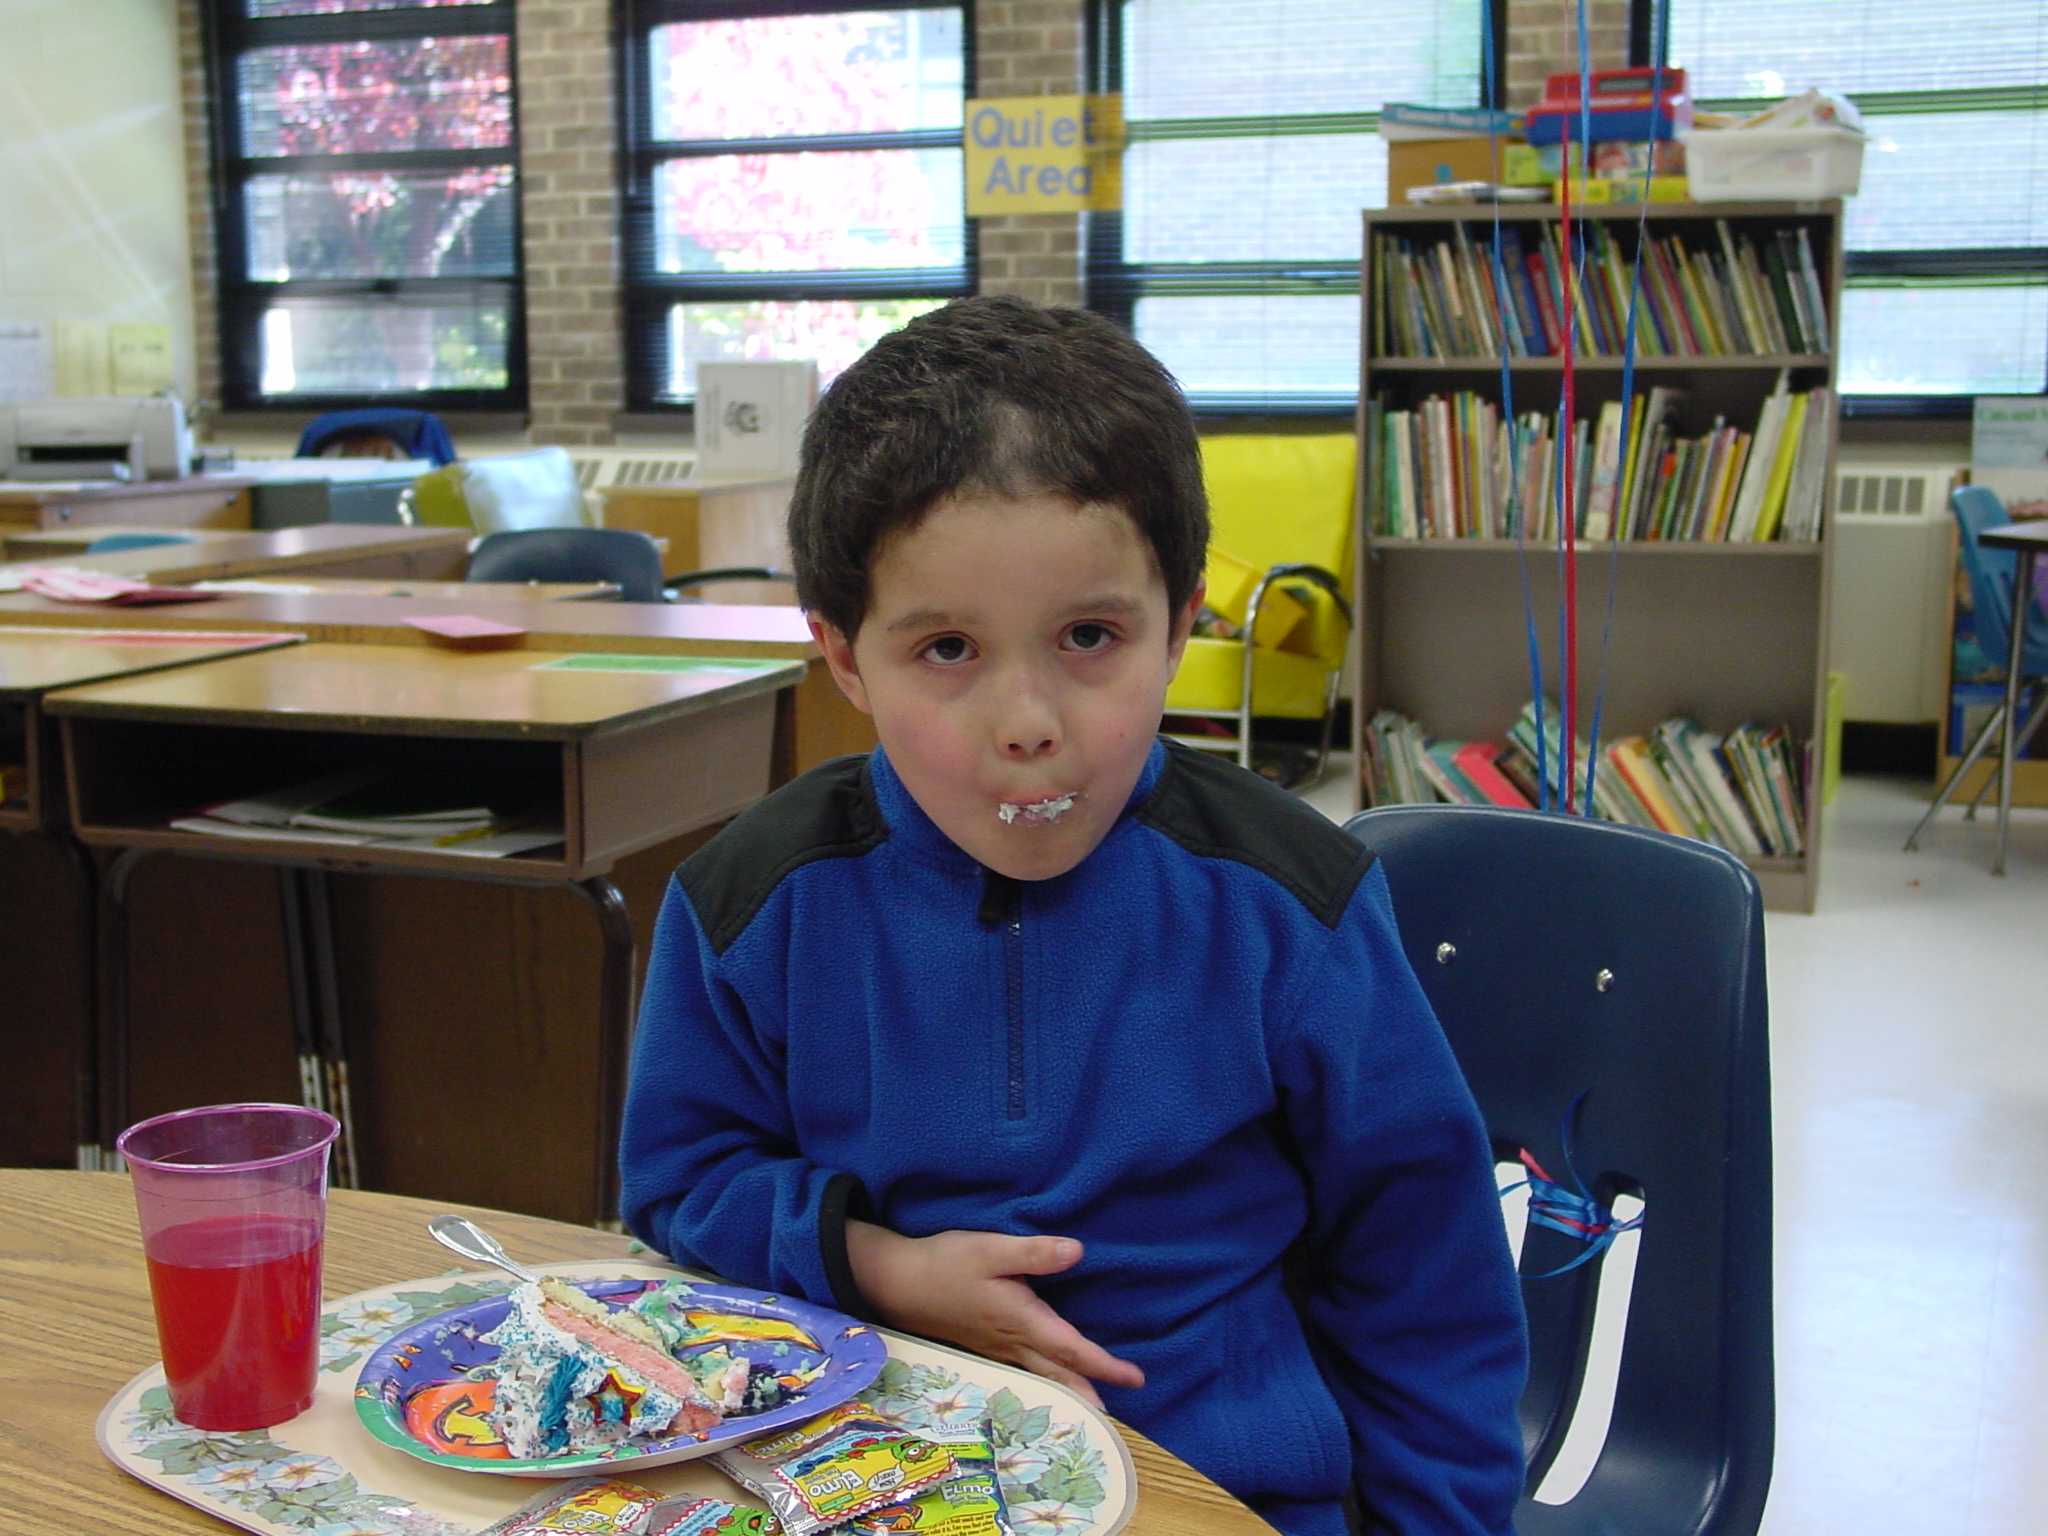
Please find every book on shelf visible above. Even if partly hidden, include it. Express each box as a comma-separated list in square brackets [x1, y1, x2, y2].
[1365, 703, 1807, 858]
[1371, 217, 1829, 361]
[1369, 381, 1832, 542]
[169, 769, 564, 858]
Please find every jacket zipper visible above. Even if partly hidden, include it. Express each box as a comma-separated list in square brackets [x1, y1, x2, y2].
[979, 868, 1027, 1121]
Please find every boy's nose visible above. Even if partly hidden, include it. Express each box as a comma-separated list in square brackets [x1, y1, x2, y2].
[997, 669, 1061, 758]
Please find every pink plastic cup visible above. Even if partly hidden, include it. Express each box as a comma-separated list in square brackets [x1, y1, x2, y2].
[117, 1103, 341, 1431]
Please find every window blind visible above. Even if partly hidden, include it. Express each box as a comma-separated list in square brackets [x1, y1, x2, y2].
[1091, 0, 1491, 411]
[1662, 0, 2048, 403]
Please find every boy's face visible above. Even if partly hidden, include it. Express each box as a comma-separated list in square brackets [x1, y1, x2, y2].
[812, 491, 1200, 882]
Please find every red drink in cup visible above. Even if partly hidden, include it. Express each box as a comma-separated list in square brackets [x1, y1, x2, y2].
[118, 1104, 340, 1431]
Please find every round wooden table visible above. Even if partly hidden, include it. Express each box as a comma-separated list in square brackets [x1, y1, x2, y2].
[0, 1170, 1275, 1535]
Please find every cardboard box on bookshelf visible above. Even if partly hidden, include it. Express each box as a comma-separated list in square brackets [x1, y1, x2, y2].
[1386, 138, 1516, 203]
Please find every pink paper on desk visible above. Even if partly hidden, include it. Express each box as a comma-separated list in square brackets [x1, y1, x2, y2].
[19, 567, 223, 606]
[405, 614, 527, 640]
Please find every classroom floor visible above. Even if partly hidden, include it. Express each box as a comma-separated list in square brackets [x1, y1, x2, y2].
[1299, 764, 2048, 1536]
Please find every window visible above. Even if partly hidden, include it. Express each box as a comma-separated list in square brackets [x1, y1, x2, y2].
[620, 3, 972, 411]
[203, 0, 522, 409]
[1655, 1, 2048, 410]
[1087, 0, 1495, 412]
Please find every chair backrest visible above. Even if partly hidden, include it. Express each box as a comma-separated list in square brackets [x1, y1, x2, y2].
[1951, 484, 2048, 677]
[458, 447, 591, 534]
[84, 532, 196, 554]
[1197, 434, 1357, 659]
[466, 527, 666, 603]
[296, 408, 456, 466]
[1342, 804, 1772, 1536]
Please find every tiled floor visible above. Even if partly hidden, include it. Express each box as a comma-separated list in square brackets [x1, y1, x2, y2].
[1300, 762, 2048, 1535]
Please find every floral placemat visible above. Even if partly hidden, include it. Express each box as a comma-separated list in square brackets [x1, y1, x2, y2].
[97, 1259, 1133, 1536]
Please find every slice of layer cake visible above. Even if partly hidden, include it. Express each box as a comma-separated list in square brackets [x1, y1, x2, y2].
[482, 1280, 723, 1458]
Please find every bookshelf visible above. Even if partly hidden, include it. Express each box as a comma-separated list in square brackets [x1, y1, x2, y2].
[1353, 200, 1844, 913]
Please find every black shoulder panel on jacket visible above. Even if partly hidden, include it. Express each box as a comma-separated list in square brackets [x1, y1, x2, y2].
[1135, 741, 1378, 929]
[679, 754, 887, 954]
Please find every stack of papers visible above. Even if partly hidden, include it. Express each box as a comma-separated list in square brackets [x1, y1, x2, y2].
[170, 769, 562, 858]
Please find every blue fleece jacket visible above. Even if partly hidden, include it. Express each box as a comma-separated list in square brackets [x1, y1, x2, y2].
[620, 740, 1526, 1536]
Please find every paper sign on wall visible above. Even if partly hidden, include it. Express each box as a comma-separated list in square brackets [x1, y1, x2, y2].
[1973, 396, 2048, 468]
[964, 95, 1123, 216]
[111, 324, 174, 396]
[0, 325, 52, 402]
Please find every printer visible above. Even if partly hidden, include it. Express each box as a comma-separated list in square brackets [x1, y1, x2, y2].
[0, 396, 195, 481]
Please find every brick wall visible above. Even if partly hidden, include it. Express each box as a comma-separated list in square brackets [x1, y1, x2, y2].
[177, 0, 222, 422]
[178, 0, 1627, 434]
[1508, 0, 1631, 108]
[975, 0, 1087, 307]
[514, 0, 622, 445]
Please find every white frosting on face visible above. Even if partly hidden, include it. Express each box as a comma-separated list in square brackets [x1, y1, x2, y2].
[997, 791, 1079, 825]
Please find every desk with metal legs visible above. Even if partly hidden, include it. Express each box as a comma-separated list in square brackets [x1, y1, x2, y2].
[45, 643, 801, 1218]
[1974, 521, 2048, 874]
[0, 627, 300, 1166]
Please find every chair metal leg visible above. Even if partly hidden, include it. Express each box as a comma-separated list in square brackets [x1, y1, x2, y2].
[277, 868, 359, 1188]
[41, 829, 104, 1171]
[1905, 701, 2005, 851]
[94, 846, 152, 1169]
[572, 876, 636, 1226]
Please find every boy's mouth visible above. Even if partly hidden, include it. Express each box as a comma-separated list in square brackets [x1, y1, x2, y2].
[997, 791, 1079, 825]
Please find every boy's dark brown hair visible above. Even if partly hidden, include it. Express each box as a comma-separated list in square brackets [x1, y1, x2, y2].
[787, 295, 1209, 639]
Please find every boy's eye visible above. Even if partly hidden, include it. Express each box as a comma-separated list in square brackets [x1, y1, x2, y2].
[1065, 622, 1115, 653]
[922, 635, 976, 665]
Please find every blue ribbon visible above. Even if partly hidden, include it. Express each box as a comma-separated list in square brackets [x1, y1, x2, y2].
[1500, 1096, 1645, 1278]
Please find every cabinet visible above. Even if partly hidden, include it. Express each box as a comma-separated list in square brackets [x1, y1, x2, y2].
[1352, 201, 1844, 913]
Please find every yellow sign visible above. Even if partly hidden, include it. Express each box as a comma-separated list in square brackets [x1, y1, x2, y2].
[964, 95, 1122, 216]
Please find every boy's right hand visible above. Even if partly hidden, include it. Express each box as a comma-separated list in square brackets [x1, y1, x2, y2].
[844, 1220, 1146, 1408]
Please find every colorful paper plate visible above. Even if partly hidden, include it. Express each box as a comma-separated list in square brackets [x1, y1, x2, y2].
[352, 1276, 886, 1476]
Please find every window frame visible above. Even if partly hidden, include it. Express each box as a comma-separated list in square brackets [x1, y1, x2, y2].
[1083, 0, 1503, 416]
[616, 0, 977, 415]
[200, 0, 528, 412]
[1633, 1, 2048, 418]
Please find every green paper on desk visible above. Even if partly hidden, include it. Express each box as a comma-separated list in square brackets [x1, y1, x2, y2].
[533, 654, 791, 676]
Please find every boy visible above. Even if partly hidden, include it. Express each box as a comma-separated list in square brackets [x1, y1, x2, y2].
[620, 296, 1527, 1536]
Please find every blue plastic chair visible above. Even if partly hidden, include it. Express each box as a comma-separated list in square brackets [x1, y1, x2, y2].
[1904, 485, 2048, 860]
[296, 408, 456, 467]
[466, 527, 667, 603]
[1342, 804, 1773, 1536]
[84, 532, 196, 554]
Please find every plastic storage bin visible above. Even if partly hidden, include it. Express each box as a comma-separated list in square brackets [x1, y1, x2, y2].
[1682, 126, 1865, 201]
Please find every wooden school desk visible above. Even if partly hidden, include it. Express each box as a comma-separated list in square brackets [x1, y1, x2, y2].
[0, 523, 473, 590]
[47, 642, 803, 1219]
[187, 576, 624, 602]
[0, 1170, 1279, 1536]
[0, 627, 303, 1169]
[0, 474, 256, 535]
[0, 592, 875, 781]
[599, 476, 795, 603]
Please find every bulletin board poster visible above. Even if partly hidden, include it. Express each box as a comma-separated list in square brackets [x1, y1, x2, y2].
[1971, 395, 2048, 468]
[964, 95, 1123, 216]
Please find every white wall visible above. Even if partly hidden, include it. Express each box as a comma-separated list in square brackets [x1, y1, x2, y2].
[0, 0, 195, 399]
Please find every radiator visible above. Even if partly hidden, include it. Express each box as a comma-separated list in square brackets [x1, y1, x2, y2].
[1828, 464, 1958, 725]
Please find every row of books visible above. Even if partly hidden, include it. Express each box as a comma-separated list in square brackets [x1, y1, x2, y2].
[1366, 375, 1831, 542]
[1363, 703, 1808, 858]
[1370, 218, 1830, 361]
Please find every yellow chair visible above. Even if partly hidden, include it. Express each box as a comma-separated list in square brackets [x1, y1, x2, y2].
[1164, 433, 1356, 780]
